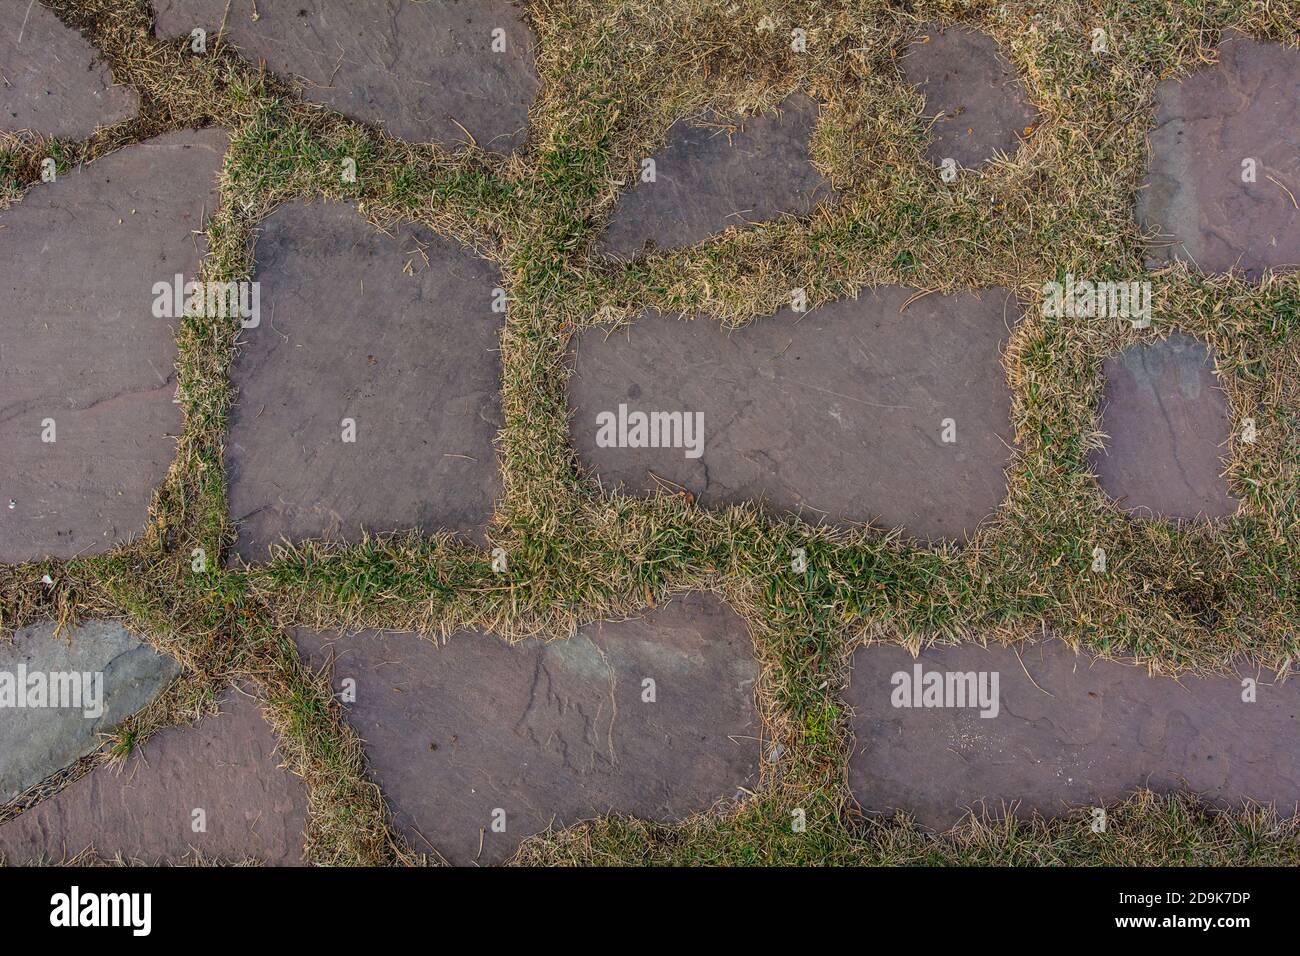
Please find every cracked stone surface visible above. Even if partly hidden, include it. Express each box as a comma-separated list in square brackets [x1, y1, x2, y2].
[153, 0, 539, 150]
[567, 288, 1017, 541]
[1139, 35, 1300, 278]
[1091, 334, 1236, 519]
[0, 690, 308, 864]
[0, 620, 179, 803]
[596, 93, 832, 258]
[900, 25, 1037, 169]
[848, 641, 1300, 828]
[226, 201, 503, 563]
[0, 129, 227, 563]
[293, 591, 761, 865]
[1, 0, 138, 138]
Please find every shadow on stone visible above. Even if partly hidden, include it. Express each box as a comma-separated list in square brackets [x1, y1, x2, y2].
[226, 200, 504, 563]
[596, 92, 832, 258]
[566, 288, 1018, 542]
[847, 641, 1299, 828]
[0, 129, 227, 563]
[293, 591, 762, 865]
[1091, 333, 1237, 520]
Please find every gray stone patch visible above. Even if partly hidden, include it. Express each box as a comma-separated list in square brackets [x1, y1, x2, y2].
[1139, 34, 1299, 278]
[900, 25, 1038, 169]
[0, 129, 226, 563]
[0, 690, 308, 864]
[1091, 333, 1237, 520]
[153, 0, 539, 150]
[293, 591, 761, 865]
[1, 1, 138, 138]
[848, 641, 1299, 828]
[596, 92, 832, 258]
[226, 201, 504, 563]
[566, 288, 1018, 542]
[0, 620, 179, 803]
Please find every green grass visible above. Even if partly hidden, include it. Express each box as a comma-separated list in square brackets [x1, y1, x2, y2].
[0, 0, 1297, 865]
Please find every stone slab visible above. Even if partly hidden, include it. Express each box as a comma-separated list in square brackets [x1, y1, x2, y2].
[566, 288, 1017, 541]
[1091, 333, 1236, 519]
[153, 0, 539, 150]
[848, 641, 1300, 828]
[0, 690, 308, 864]
[1, 1, 138, 138]
[0, 620, 179, 802]
[0, 129, 227, 563]
[900, 25, 1037, 169]
[597, 93, 831, 257]
[226, 200, 503, 562]
[293, 591, 761, 865]
[1139, 35, 1300, 278]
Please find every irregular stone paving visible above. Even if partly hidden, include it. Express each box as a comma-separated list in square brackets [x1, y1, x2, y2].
[293, 592, 761, 865]
[900, 25, 1037, 170]
[0, 690, 308, 865]
[567, 288, 1017, 541]
[226, 200, 503, 563]
[596, 93, 831, 258]
[1, 128, 227, 563]
[1091, 333, 1236, 519]
[848, 641, 1300, 828]
[1139, 35, 1299, 278]
[0, 1, 138, 138]
[1, 621, 179, 803]
[153, 0, 539, 150]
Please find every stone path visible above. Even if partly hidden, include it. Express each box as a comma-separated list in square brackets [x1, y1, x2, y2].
[597, 93, 831, 257]
[294, 592, 761, 865]
[0, 0, 138, 137]
[1140, 34, 1299, 278]
[1, 621, 179, 803]
[567, 288, 1017, 541]
[900, 25, 1037, 170]
[1, 129, 226, 563]
[848, 641, 1299, 827]
[153, 0, 539, 150]
[226, 200, 504, 562]
[0, 690, 308, 865]
[1091, 334, 1236, 519]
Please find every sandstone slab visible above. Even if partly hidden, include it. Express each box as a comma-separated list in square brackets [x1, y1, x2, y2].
[1139, 35, 1299, 278]
[1, 1, 137, 138]
[1091, 333, 1236, 519]
[294, 591, 761, 865]
[597, 93, 831, 257]
[226, 201, 503, 562]
[900, 25, 1037, 169]
[0, 620, 179, 803]
[567, 288, 1017, 541]
[848, 641, 1299, 827]
[0, 690, 308, 864]
[153, 0, 539, 150]
[0, 129, 227, 563]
